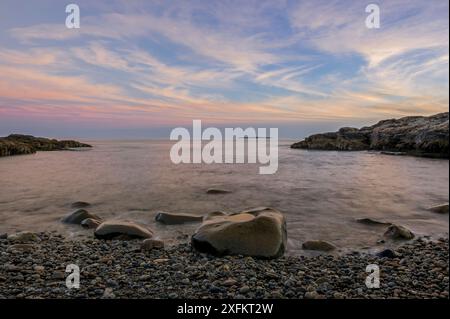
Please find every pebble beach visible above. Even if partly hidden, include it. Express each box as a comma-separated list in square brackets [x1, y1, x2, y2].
[0, 232, 448, 299]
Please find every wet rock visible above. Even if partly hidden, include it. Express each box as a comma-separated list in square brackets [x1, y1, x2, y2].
[191, 207, 287, 259]
[0, 233, 7, 240]
[427, 204, 449, 214]
[81, 218, 102, 229]
[141, 239, 164, 251]
[384, 225, 415, 240]
[356, 218, 391, 226]
[155, 211, 203, 225]
[302, 240, 336, 252]
[94, 220, 153, 240]
[71, 201, 91, 209]
[206, 188, 232, 194]
[62, 209, 102, 225]
[8, 231, 41, 243]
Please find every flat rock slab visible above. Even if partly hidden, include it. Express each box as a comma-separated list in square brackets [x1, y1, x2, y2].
[191, 207, 287, 259]
[155, 212, 203, 225]
[95, 221, 153, 240]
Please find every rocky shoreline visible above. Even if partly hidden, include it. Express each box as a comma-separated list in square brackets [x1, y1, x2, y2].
[291, 112, 449, 158]
[0, 232, 448, 299]
[0, 134, 91, 157]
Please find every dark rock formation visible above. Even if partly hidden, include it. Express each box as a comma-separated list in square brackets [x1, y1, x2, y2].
[291, 112, 449, 158]
[0, 134, 91, 157]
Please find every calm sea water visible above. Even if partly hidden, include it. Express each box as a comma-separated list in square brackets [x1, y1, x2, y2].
[0, 139, 448, 255]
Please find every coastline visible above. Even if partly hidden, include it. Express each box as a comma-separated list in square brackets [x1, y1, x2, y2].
[0, 232, 448, 299]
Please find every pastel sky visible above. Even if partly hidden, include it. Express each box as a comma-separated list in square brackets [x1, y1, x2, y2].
[0, 0, 448, 138]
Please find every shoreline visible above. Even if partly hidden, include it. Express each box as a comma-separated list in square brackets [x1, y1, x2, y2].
[0, 232, 448, 299]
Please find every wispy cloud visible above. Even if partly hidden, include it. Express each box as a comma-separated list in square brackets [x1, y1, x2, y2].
[0, 0, 448, 137]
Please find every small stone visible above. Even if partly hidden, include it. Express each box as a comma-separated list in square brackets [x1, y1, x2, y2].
[223, 278, 237, 286]
[239, 285, 250, 294]
[304, 291, 319, 299]
[141, 238, 164, 251]
[102, 287, 115, 299]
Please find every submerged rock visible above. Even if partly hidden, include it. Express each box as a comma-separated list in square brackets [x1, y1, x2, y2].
[384, 225, 415, 240]
[291, 112, 449, 158]
[302, 240, 336, 252]
[70, 201, 91, 209]
[206, 188, 232, 194]
[427, 204, 449, 214]
[62, 209, 102, 225]
[356, 218, 391, 226]
[94, 221, 153, 240]
[155, 212, 203, 225]
[191, 207, 287, 259]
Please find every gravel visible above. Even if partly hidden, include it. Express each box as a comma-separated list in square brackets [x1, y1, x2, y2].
[0, 232, 448, 299]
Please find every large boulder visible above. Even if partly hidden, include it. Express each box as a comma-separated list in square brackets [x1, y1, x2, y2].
[191, 207, 287, 259]
[94, 220, 153, 240]
[155, 212, 203, 225]
[62, 209, 101, 225]
[291, 112, 449, 158]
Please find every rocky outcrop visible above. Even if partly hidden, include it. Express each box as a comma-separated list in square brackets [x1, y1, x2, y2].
[0, 134, 91, 157]
[291, 112, 449, 158]
[155, 212, 203, 225]
[94, 221, 153, 240]
[191, 207, 287, 259]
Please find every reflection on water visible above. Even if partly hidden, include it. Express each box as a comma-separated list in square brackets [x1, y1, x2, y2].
[0, 139, 448, 255]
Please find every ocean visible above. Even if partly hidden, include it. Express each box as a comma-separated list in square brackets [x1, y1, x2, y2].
[0, 139, 448, 255]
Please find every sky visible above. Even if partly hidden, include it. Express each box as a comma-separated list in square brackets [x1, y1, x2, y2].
[0, 0, 448, 138]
